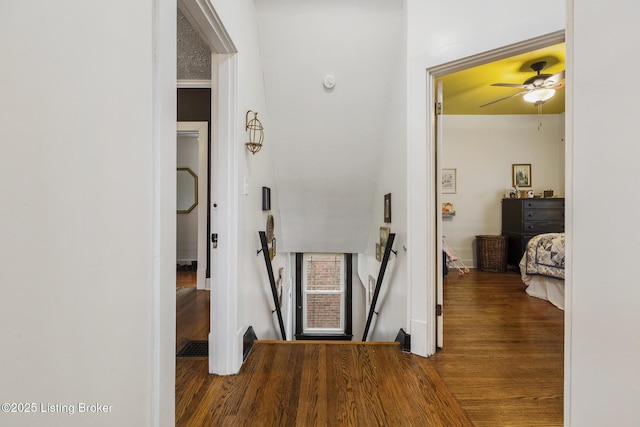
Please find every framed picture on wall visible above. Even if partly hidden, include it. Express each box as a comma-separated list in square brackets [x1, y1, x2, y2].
[379, 226, 390, 250]
[442, 168, 457, 194]
[512, 164, 532, 187]
[368, 275, 375, 303]
[384, 193, 392, 223]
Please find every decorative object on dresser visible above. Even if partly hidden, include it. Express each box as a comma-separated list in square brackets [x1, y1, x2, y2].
[501, 198, 565, 267]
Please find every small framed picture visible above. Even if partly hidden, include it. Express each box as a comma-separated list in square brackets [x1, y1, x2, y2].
[379, 226, 390, 250]
[375, 243, 382, 261]
[384, 193, 392, 223]
[368, 275, 376, 302]
[442, 169, 457, 194]
[512, 164, 532, 187]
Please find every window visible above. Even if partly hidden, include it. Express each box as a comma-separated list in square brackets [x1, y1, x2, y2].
[295, 253, 352, 340]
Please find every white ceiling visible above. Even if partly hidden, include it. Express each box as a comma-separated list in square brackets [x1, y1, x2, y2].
[255, 0, 405, 253]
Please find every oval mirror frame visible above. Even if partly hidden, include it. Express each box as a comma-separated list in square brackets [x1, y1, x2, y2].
[177, 167, 198, 214]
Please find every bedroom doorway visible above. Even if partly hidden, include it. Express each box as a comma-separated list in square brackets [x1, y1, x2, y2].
[431, 31, 566, 349]
[427, 32, 568, 424]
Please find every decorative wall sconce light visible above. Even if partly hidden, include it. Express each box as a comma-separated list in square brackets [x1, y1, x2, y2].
[245, 110, 264, 154]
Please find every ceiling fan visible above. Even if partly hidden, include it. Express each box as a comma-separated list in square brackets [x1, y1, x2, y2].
[480, 61, 565, 108]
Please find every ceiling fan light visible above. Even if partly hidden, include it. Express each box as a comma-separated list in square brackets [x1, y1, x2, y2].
[523, 88, 556, 104]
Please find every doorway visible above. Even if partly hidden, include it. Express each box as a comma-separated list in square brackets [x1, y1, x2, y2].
[178, 0, 240, 375]
[434, 39, 567, 348]
[177, 122, 208, 290]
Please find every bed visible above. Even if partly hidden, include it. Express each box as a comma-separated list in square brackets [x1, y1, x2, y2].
[519, 232, 565, 310]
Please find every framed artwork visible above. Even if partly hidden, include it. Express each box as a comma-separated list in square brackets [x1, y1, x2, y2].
[375, 243, 382, 262]
[442, 169, 457, 194]
[384, 193, 392, 223]
[512, 164, 532, 187]
[379, 226, 390, 250]
[368, 275, 376, 303]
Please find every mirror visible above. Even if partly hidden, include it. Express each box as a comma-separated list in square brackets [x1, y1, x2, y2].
[177, 167, 198, 213]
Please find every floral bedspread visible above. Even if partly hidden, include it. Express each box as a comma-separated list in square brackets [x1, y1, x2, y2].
[523, 233, 565, 280]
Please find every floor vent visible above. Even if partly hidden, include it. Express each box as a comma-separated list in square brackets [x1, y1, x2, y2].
[177, 340, 208, 357]
[395, 328, 411, 353]
[243, 326, 258, 362]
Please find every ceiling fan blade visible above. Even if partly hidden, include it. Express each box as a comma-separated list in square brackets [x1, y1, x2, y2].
[544, 81, 566, 90]
[491, 83, 529, 89]
[543, 70, 565, 87]
[480, 90, 527, 107]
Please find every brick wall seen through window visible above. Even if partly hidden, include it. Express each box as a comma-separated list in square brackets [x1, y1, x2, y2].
[305, 255, 342, 329]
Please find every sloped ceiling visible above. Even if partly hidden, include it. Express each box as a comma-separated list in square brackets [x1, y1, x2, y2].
[440, 43, 565, 115]
[254, 0, 404, 253]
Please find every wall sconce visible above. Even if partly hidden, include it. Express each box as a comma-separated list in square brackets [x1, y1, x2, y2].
[245, 110, 264, 155]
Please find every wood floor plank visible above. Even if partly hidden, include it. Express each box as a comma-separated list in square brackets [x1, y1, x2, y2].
[296, 344, 328, 426]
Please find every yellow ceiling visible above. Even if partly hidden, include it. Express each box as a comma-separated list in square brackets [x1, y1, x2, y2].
[439, 43, 565, 115]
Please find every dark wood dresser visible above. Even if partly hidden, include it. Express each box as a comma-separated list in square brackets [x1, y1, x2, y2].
[501, 198, 565, 266]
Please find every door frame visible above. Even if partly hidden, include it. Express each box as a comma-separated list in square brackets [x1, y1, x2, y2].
[408, 30, 567, 358]
[177, 121, 209, 290]
[178, 0, 240, 375]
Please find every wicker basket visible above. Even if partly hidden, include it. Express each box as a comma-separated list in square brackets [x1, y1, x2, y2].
[476, 235, 508, 272]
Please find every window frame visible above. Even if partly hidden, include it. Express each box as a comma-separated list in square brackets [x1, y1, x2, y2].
[295, 253, 353, 340]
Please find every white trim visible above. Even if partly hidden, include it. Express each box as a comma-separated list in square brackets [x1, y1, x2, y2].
[177, 79, 212, 88]
[151, 0, 176, 425]
[209, 52, 241, 375]
[179, 0, 239, 375]
[301, 254, 347, 334]
[435, 80, 444, 348]
[429, 30, 565, 77]
[178, 0, 237, 54]
[564, 3, 574, 424]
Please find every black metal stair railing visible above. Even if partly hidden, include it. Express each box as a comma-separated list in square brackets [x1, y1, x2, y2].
[362, 233, 396, 341]
[258, 231, 286, 340]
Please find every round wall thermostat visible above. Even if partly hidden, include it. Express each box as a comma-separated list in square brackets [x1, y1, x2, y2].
[323, 74, 336, 89]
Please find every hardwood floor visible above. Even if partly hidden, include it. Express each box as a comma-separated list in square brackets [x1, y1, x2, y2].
[175, 268, 564, 426]
[177, 270, 197, 287]
[176, 341, 473, 426]
[430, 268, 564, 426]
[175, 271, 209, 352]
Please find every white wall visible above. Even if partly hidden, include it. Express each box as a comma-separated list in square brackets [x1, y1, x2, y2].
[442, 114, 565, 267]
[568, 1, 640, 425]
[360, 25, 408, 342]
[0, 1, 175, 426]
[210, 0, 288, 343]
[254, 0, 405, 254]
[176, 134, 199, 263]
